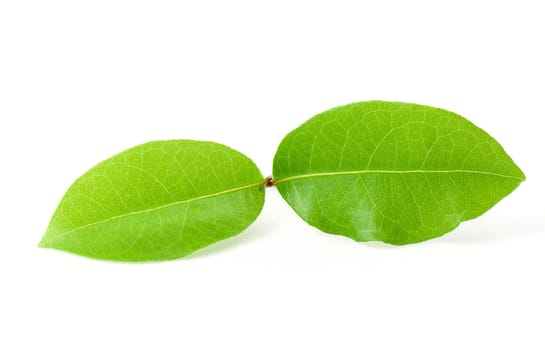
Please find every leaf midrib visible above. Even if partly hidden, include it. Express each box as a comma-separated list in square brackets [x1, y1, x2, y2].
[42, 180, 266, 243]
[274, 169, 524, 185]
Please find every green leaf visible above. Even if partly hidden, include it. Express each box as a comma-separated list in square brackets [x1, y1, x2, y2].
[40, 140, 265, 261]
[273, 101, 525, 244]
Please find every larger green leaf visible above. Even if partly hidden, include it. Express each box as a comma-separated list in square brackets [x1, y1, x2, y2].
[273, 101, 525, 244]
[40, 140, 265, 261]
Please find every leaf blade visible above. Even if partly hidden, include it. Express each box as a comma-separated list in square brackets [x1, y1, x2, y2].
[40, 140, 265, 261]
[273, 101, 525, 244]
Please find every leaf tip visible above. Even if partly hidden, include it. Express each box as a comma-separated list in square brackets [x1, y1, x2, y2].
[37, 239, 47, 248]
[38, 234, 52, 248]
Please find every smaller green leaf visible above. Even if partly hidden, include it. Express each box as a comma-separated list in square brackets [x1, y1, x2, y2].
[40, 140, 265, 261]
[273, 101, 525, 244]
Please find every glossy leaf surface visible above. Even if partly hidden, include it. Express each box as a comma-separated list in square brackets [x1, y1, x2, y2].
[273, 101, 525, 244]
[40, 140, 265, 261]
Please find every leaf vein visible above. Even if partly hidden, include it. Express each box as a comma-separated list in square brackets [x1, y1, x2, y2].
[45, 180, 265, 242]
[275, 169, 523, 184]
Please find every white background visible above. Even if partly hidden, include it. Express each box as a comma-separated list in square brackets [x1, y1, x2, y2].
[3, 1, 544, 349]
